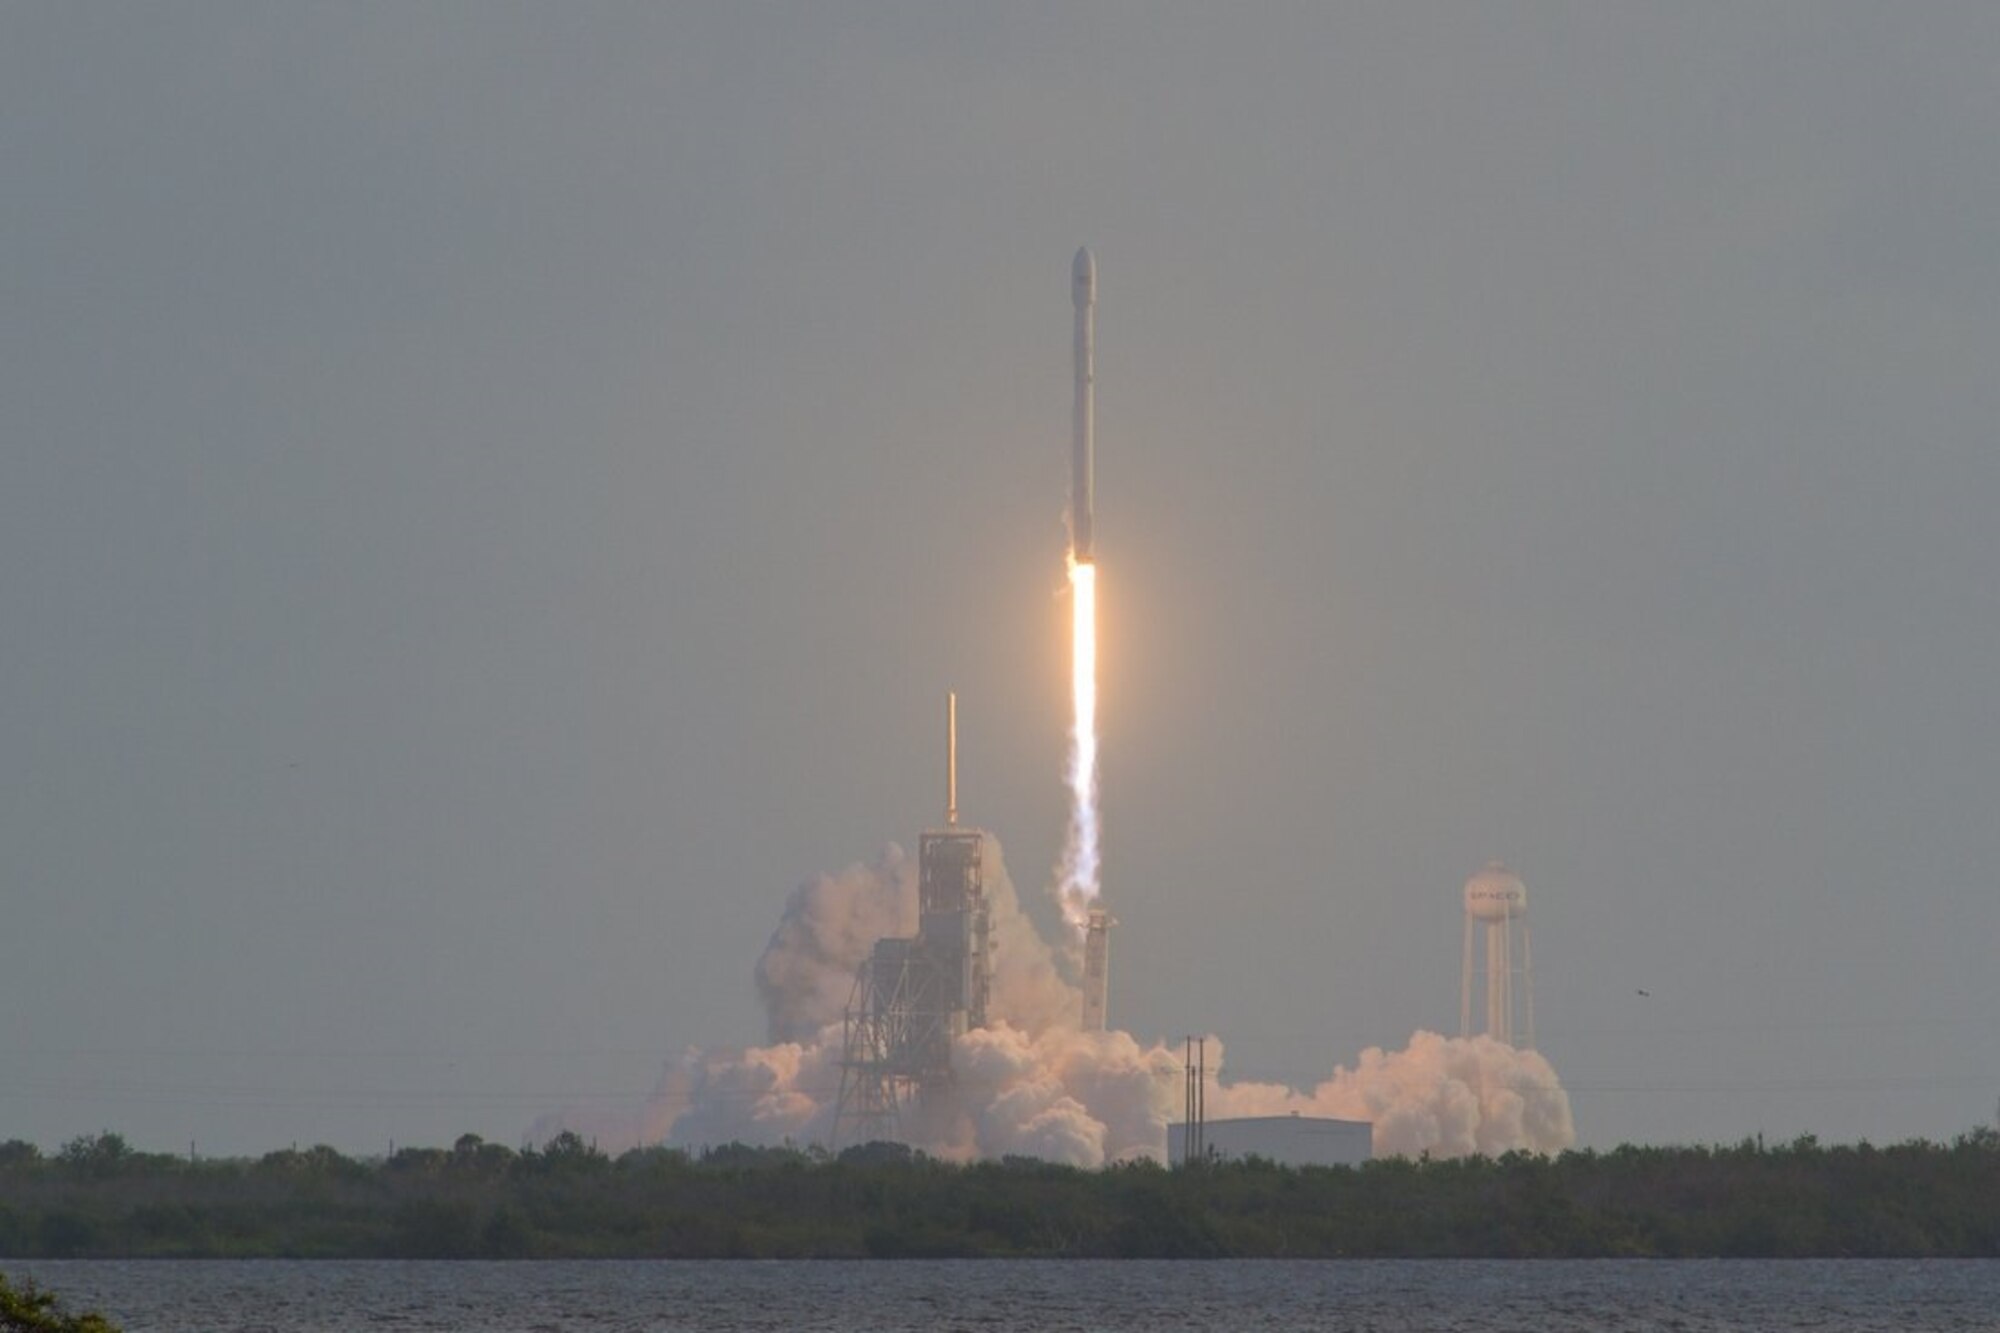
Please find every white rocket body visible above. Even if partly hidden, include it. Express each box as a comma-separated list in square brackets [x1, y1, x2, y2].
[1071, 247, 1096, 562]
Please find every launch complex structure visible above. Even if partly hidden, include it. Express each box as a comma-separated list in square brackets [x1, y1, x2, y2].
[831, 695, 993, 1147]
[830, 252, 1114, 1147]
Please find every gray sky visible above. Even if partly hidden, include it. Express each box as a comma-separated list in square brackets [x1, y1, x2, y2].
[4, 3, 1998, 1157]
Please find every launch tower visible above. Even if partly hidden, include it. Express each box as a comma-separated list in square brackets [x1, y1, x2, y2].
[831, 695, 993, 1146]
[1081, 907, 1111, 1031]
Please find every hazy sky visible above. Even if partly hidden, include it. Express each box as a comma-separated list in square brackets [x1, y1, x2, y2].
[5, 4, 1998, 1157]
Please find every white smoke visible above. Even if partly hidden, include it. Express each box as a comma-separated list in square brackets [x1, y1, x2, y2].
[662, 1038, 838, 1150]
[753, 846, 915, 1044]
[535, 835, 1575, 1164]
[1201, 1029, 1576, 1159]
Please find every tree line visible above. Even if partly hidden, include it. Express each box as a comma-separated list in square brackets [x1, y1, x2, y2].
[1, 1127, 1998, 1259]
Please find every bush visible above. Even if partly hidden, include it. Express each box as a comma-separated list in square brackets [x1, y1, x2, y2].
[0, 1273, 120, 1333]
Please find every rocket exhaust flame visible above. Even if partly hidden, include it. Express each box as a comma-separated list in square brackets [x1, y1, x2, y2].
[1059, 555, 1100, 930]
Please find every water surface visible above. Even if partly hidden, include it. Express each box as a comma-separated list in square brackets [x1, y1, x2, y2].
[12, 1257, 1997, 1332]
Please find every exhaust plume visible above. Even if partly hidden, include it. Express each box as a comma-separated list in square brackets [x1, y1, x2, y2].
[1057, 557, 1100, 930]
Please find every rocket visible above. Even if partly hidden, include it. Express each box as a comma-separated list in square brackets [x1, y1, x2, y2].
[1071, 246, 1096, 563]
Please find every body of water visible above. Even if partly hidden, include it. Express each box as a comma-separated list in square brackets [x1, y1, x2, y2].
[9, 1258, 1998, 1332]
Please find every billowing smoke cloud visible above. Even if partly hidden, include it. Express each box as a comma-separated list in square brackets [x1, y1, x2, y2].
[747, 840, 1077, 1048]
[534, 835, 1574, 1164]
[1202, 1030, 1575, 1159]
[754, 846, 915, 1044]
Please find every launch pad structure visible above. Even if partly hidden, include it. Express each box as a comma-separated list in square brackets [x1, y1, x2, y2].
[832, 253, 1116, 1146]
[1081, 906, 1110, 1032]
[831, 695, 994, 1148]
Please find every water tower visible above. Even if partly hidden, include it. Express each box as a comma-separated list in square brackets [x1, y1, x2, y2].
[1461, 861, 1534, 1048]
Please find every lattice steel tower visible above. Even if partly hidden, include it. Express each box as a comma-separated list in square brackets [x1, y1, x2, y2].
[832, 694, 993, 1146]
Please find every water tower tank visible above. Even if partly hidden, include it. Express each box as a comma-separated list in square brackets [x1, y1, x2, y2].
[1464, 861, 1527, 922]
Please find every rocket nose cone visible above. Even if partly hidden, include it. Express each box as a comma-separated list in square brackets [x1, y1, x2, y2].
[1072, 247, 1096, 305]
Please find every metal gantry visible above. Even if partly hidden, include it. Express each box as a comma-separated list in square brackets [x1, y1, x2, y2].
[830, 698, 993, 1150]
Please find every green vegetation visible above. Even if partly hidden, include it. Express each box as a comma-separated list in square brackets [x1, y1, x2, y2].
[0, 1272, 119, 1333]
[0, 1128, 1996, 1258]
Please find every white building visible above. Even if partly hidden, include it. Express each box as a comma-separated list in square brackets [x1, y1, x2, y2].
[1168, 1115, 1372, 1168]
